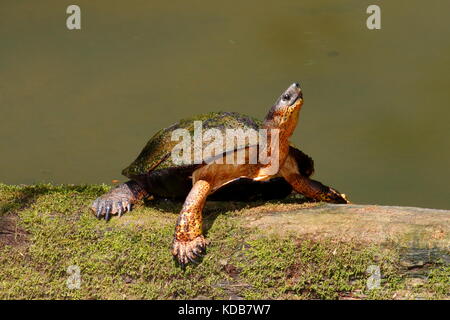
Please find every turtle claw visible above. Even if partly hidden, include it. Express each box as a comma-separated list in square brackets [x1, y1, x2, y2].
[172, 235, 207, 267]
[117, 202, 123, 217]
[96, 203, 104, 219]
[187, 255, 200, 265]
[104, 201, 113, 221]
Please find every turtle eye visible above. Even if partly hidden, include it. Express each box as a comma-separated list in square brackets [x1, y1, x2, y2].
[282, 94, 291, 101]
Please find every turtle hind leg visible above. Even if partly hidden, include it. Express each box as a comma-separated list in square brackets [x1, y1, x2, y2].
[91, 180, 148, 221]
[172, 180, 210, 267]
[284, 173, 349, 204]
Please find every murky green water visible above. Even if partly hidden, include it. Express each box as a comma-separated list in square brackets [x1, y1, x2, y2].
[1, 1, 449, 208]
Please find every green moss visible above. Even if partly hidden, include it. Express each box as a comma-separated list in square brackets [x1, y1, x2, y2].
[425, 265, 450, 297]
[0, 184, 447, 299]
[234, 237, 380, 299]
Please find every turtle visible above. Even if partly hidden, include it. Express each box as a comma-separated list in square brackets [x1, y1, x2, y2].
[91, 82, 349, 266]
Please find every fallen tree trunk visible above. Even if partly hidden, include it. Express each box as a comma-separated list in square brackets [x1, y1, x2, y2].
[245, 204, 449, 247]
[243, 203, 449, 275]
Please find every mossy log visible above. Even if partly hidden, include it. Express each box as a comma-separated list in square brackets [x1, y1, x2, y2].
[244, 204, 450, 271]
[0, 184, 448, 299]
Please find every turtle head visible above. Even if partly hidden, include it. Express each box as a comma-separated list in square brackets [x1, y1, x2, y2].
[263, 82, 304, 134]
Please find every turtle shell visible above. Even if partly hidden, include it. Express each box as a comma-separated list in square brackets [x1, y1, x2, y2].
[122, 111, 314, 199]
[122, 111, 262, 177]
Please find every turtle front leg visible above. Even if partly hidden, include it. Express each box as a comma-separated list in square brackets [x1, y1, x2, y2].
[284, 173, 349, 204]
[172, 180, 210, 267]
[91, 180, 148, 221]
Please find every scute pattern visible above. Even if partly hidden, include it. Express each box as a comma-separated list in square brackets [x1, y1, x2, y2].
[122, 112, 262, 177]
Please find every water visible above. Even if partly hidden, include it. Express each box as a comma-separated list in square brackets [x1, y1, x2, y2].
[1, 0, 449, 209]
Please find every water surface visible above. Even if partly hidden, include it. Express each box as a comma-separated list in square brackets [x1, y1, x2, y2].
[1, 0, 449, 208]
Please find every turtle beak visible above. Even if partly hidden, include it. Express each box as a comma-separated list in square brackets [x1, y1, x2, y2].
[290, 82, 303, 106]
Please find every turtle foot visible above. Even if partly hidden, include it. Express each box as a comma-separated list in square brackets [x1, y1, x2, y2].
[91, 183, 137, 221]
[324, 187, 350, 204]
[92, 197, 132, 221]
[172, 235, 207, 267]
